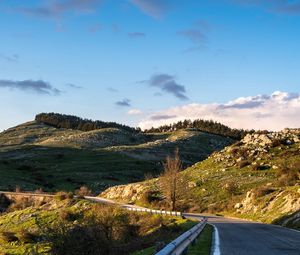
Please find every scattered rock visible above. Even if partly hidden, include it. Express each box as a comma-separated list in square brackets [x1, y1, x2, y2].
[234, 203, 243, 209]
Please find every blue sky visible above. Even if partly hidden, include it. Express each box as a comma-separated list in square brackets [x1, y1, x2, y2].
[0, 0, 300, 131]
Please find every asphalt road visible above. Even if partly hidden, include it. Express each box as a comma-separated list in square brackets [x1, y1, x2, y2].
[184, 213, 300, 255]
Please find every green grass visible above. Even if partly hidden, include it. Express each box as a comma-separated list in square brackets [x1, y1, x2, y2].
[0, 146, 158, 192]
[0, 121, 233, 193]
[0, 198, 197, 255]
[131, 222, 211, 255]
[187, 224, 213, 255]
[130, 246, 156, 255]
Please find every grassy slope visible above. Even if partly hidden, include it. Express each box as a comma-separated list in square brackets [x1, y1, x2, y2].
[0, 199, 196, 255]
[184, 142, 300, 223]
[0, 122, 233, 192]
[101, 137, 300, 229]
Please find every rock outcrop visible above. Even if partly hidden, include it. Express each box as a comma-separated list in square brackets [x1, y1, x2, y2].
[100, 182, 153, 203]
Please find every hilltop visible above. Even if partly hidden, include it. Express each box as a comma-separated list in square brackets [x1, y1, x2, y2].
[101, 128, 300, 229]
[0, 113, 235, 192]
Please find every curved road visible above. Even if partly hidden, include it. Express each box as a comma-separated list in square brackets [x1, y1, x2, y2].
[184, 213, 300, 255]
[87, 197, 300, 255]
[2, 193, 299, 255]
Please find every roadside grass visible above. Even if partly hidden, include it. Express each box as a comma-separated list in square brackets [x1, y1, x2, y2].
[0, 196, 197, 255]
[130, 219, 197, 255]
[187, 224, 213, 255]
[130, 246, 156, 255]
[131, 223, 213, 255]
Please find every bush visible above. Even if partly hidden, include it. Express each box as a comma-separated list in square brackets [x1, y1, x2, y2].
[59, 209, 79, 222]
[276, 162, 300, 187]
[0, 231, 18, 242]
[140, 190, 162, 205]
[76, 186, 92, 198]
[55, 192, 74, 201]
[237, 160, 251, 169]
[253, 187, 275, 198]
[223, 181, 238, 196]
[252, 164, 270, 171]
[9, 197, 34, 211]
[17, 229, 38, 243]
[0, 194, 11, 212]
[271, 139, 284, 147]
[15, 186, 22, 193]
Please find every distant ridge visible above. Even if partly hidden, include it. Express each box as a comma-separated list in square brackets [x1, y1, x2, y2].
[35, 113, 139, 133]
[144, 119, 251, 140]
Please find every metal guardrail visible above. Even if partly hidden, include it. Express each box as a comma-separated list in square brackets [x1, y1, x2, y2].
[0, 191, 54, 198]
[126, 206, 182, 217]
[155, 218, 207, 255]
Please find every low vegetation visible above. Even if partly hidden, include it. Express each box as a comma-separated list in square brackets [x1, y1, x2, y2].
[187, 225, 213, 255]
[0, 195, 196, 255]
[0, 118, 233, 193]
[102, 129, 300, 229]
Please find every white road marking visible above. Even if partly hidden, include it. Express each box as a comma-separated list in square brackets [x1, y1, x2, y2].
[212, 225, 221, 255]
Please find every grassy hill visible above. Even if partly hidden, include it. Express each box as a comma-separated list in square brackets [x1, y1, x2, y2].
[0, 195, 195, 255]
[0, 116, 234, 192]
[101, 129, 300, 229]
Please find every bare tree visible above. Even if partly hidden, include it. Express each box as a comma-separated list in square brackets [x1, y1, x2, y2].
[159, 149, 187, 211]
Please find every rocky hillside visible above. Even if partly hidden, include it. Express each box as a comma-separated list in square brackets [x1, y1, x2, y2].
[0, 118, 234, 192]
[101, 129, 300, 229]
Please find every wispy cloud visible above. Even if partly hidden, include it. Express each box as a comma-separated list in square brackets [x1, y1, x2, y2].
[128, 109, 143, 115]
[111, 23, 121, 34]
[139, 91, 300, 131]
[115, 98, 131, 107]
[107, 87, 118, 93]
[16, 0, 104, 18]
[0, 54, 19, 62]
[128, 32, 146, 38]
[129, 0, 170, 18]
[89, 23, 102, 33]
[231, 0, 300, 15]
[150, 114, 177, 120]
[177, 19, 210, 51]
[66, 83, 82, 89]
[143, 74, 189, 100]
[0, 79, 61, 95]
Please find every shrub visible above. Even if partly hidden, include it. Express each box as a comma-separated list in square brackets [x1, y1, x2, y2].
[271, 139, 283, 147]
[34, 188, 44, 194]
[233, 141, 244, 147]
[59, 209, 79, 222]
[223, 181, 238, 196]
[252, 164, 270, 171]
[50, 224, 109, 255]
[0, 194, 11, 212]
[17, 229, 38, 243]
[276, 162, 300, 187]
[237, 160, 251, 169]
[15, 186, 22, 193]
[0, 231, 18, 242]
[140, 190, 162, 205]
[9, 197, 34, 211]
[76, 186, 92, 198]
[55, 192, 74, 201]
[253, 187, 275, 198]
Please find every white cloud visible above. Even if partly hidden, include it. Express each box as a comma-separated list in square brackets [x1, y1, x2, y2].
[128, 109, 143, 115]
[138, 91, 300, 131]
